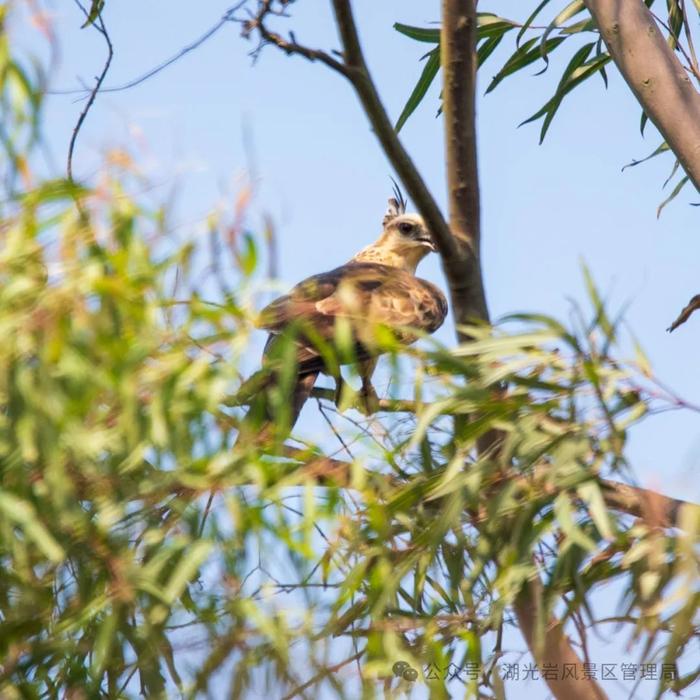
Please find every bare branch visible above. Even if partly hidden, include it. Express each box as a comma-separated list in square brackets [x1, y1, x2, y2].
[281, 650, 364, 700]
[667, 293, 700, 332]
[67, 1, 113, 183]
[283, 444, 696, 529]
[243, 2, 349, 75]
[584, 0, 700, 191]
[309, 386, 419, 414]
[599, 478, 686, 525]
[53, 3, 245, 97]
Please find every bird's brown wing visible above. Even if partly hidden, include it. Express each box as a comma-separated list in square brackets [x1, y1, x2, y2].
[257, 262, 447, 374]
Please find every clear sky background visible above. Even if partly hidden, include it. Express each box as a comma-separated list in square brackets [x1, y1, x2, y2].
[14, 1, 700, 698]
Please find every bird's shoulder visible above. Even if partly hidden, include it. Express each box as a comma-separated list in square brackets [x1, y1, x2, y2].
[256, 263, 395, 327]
[256, 262, 447, 333]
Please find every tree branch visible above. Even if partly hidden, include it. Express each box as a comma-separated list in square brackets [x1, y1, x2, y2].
[584, 0, 700, 190]
[284, 445, 695, 529]
[667, 293, 700, 332]
[514, 578, 608, 700]
[440, 0, 490, 330]
[309, 386, 419, 413]
[67, 1, 114, 184]
[245, 0, 489, 330]
[440, 7, 604, 695]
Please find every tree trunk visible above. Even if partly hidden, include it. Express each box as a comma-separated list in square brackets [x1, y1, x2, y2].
[585, 0, 700, 190]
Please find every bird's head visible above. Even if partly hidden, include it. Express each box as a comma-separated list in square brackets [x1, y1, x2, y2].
[352, 189, 437, 273]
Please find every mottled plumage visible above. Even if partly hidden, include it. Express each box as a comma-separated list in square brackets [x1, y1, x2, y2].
[258, 261, 447, 375]
[241, 191, 448, 442]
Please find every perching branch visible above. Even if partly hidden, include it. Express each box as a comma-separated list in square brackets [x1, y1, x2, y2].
[284, 444, 695, 528]
[309, 386, 419, 414]
[584, 0, 700, 191]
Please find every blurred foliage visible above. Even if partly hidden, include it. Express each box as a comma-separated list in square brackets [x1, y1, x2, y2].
[395, 0, 700, 212]
[0, 2, 45, 194]
[0, 3, 698, 699]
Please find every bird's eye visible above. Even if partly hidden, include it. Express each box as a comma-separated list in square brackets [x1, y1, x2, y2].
[398, 222, 413, 235]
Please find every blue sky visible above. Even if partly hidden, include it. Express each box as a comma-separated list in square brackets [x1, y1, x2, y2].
[15, 1, 700, 697]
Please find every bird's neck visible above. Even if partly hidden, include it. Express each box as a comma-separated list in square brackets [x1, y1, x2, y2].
[351, 245, 422, 274]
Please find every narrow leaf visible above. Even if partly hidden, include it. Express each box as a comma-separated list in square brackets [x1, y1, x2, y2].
[517, 0, 552, 47]
[477, 34, 505, 68]
[621, 141, 669, 171]
[393, 23, 440, 43]
[81, 0, 105, 28]
[657, 175, 690, 217]
[487, 37, 566, 93]
[0, 491, 65, 562]
[395, 47, 440, 133]
[540, 0, 586, 65]
[640, 110, 649, 136]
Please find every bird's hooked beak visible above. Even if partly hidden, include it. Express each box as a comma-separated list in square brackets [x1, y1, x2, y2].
[417, 236, 437, 253]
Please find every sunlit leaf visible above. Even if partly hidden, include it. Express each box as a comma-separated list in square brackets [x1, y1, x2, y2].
[540, 0, 586, 65]
[393, 23, 439, 43]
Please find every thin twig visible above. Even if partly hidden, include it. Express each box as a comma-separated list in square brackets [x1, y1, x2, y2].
[281, 650, 364, 700]
[316, 398, 354, 460]
[67, 1, 113, 183]
[53, 3, 245, 98]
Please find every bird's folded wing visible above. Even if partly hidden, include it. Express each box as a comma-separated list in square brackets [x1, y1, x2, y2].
[256, 262, 447, 342]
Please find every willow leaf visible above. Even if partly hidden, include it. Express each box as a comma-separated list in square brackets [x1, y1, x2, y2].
[395, 47, 440, 133]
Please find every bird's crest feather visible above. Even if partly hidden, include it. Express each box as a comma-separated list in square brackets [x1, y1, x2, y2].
[382, 178, 407, 227]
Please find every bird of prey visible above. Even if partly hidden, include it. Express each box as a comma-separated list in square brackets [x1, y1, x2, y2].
[239, 189, 448, 443]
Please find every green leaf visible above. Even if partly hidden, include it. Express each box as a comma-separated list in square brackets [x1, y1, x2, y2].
[558, 18, 597, 34]
[90, 611, 118, 678]
[554, 492, 598, 552]
[657, 174, 690, 217]
[577, 482, 615, 540]
[393, 23, 440, 43]
[477, 13, 519, 38]
[395, 47, 440, 133]
[0, 491, 65, 563]
[640, 110, 649, 135]
[517, 0, 552, 47]
[520, 46, 612, 143]
[487, 37, 566, 93]
[663, 158, 681, 188]
[621, 141, 669, 171]
[81, 0, 105, 28]
[666, 0, 683, 50]
[162, 540, 213, 604]
[477, 34, 505, 67]
[540, 0, 587, 64]
[582, 263, 614, 343]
